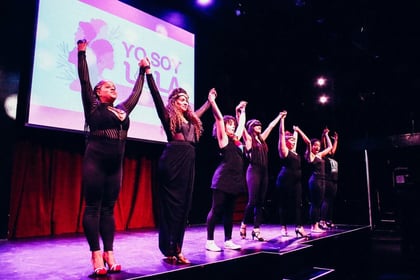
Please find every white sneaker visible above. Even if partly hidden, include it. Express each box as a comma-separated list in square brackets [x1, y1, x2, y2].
[224, 240, 241, 250]
[205, 240, 222, 252]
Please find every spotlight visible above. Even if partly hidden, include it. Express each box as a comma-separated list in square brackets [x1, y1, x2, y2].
[235, 2, 245, 16]
[318, 94, 329, 104]
[316, 77, 327, 87]
[196, 0, 213, 7]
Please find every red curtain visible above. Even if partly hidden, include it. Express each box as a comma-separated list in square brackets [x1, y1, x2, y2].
[8, 140, 157, 239]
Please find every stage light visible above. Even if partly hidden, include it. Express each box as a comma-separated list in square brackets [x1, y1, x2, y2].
[196, 0, 213, 7]
[4, 93, 17, 120]
[235, 3, 245, 16]
[318, 94, 329, 104]
[316, 77, 327, 87]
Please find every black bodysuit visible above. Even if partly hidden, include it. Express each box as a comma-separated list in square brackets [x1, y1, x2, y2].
[78, 50, 144, 252]
[275, 150, 304, 227]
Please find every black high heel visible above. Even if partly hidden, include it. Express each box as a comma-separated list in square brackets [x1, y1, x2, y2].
[251, 229, 265, 241]
[319, 220, 329, 230]
[295, 226, 309, 239]
[240, 223, 246, 239]
[326, 221, 336, 229]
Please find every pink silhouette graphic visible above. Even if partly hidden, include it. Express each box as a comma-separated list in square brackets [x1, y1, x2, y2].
[68, 19, 114, 91]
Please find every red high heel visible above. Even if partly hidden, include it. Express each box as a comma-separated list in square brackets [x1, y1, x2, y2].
[103, 251, 121, 273]
[91, 250, 107, 276]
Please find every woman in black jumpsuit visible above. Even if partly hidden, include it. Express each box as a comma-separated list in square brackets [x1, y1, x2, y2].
[275, 111, 310, 238]
[77, 39, 146, 275]
[239, 113, 281, 241]
[304, 128, 332, 233]
[142, 58, 214, 264]
[320, 131, 338, 229]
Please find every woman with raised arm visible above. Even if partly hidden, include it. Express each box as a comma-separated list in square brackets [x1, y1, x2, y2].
[141, 58, 214, 264]
[77, 39, 146, 275]
[239, 112, 282, 241]
[304, 127, 333, 233]
[320, 130, 339, 229]
[275, 111, 310, 238]
[205, 97, 250, 252]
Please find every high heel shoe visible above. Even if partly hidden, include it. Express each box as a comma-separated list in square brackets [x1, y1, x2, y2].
[103, 251, 121, 273]
[280, 225, 288, 237]
[91, 250, 107, 276]
[240, 223, 246, 239]
[165, 253, 191, 265]
[319, 220, 328, 230]
[251, 229, 265, 241]
[176, 253, 191, 264]
[311, 222, 326, 234]
[295, 226, 309, 238]
[326, 221, 336, 229]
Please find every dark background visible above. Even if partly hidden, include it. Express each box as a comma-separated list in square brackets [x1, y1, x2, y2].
[1, 0, 420, 237]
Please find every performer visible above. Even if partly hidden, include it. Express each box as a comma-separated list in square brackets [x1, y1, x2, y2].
[141, 58, 214, 264]
[304, 128, 333, 233]
[77, 39, 146, 275]
[320, 130, 339, 229]
[205, 97, 249, 252]
[239, 112, 282, 241]
[275, 111, 310, 238]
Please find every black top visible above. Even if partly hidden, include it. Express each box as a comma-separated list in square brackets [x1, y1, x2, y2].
[78, 50, 144, 140]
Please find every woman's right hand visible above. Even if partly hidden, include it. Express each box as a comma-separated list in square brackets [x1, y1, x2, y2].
[139, 57, 150, 68]
[280, 110, 287, 119]
[208, 88, 217, 102]
[236, 101, 247, 113]
[77, 39, 87, 52]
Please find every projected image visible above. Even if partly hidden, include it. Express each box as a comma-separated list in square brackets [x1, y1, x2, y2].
[28, 0, 195, 143]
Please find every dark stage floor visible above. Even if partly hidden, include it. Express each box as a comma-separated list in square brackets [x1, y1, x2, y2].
[0, 223, 418, 280]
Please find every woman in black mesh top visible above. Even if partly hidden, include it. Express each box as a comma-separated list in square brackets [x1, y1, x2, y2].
[141, 58, 215, 264]
[77, 39, 147, 276]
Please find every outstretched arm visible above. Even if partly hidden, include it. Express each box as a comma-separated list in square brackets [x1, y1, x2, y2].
[141, 57, 171, 137]
[77, 39, 96, 120]
[261, 111, 282, 141]
[330, 131, 338, 155]
[195, 88, 215, 117]
[277, 111, 288, 158]
[294, 126, 312, 162]
[319, 128, 333, 158]
[235, 101, 248, 140]
[120, 60, 146, 114]
[209, 89, 228, 148]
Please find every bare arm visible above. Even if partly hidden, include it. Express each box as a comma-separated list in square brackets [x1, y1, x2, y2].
[261, 111, 282, 141]
[195, 88, 215, 117]
[330, 132, 338, 155]
[292, 126, 298, 153]
[234, 101, 248, 140]
[277, 111, 288, 158]
[208, 89, 228, 148]
[318, 128, 333, 158]
[294, 126, 312, 162]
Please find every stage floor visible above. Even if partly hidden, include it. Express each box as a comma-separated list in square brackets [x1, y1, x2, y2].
[0, 223, 381, 280]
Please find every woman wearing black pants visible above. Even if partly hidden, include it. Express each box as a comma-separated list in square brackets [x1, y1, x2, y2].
[77, 39, 146, 275]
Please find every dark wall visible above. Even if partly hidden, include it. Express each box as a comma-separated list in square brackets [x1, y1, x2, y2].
[2, 1, 420, 238]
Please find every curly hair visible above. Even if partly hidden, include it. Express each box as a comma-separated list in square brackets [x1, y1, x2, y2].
[166, 88, 203, 140]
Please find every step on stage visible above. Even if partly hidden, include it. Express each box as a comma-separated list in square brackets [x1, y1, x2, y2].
[0, 224, 371, 280]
